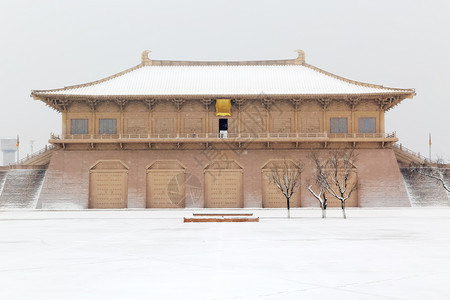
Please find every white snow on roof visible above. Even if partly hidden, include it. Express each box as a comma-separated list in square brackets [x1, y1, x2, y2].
[36, 65, 410, 96]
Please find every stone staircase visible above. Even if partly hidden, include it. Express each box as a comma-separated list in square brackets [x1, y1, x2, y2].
[0, 169, 47, 209]
[401, 168, 450, 206]
[0, 170, 7, 195]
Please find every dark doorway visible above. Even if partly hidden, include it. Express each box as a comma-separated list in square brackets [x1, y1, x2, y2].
[219, 119, 228, 131]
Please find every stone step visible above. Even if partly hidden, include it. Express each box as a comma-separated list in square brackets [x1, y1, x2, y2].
[401, 168, 450, 207]
[0, 171, 7, 195]
[185, 213, 258, 222]
[0, 169, 46, 209]
[192, 213, 254, 217]
[184, 216, 259, 223]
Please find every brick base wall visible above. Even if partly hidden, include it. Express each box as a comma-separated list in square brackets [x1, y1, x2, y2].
[38, 148, 411, 209]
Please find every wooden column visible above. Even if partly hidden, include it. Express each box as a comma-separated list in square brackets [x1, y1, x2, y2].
[116, 99, 128, 135]
[201, 99, 212, 135]
[120, 110, 124, 134]
[377, 98, 388, 134]
[177, 108, 181, 136]
[145, 99, 156, 135]
[206, 106, 209, 134]
[348, 98, 359, 134]
[238, 106, 241, 134]
[291, 99, 302, 133]
[59, 99, 70, 136]
[172, 99, 184, 136]
[294, 106, 298, 133]
[234, 99, 245, 135]
[62, 111, 67, 135]
[320, 99, 329, 133]
[263, 99, 272, 134]
[88, 99, 98, 134]
[351, 110, 355, 133]
[92, 110, 96, 134]
[149, 109, 152, 134]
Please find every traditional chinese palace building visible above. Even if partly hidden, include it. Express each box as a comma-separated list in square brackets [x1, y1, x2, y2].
[29, 50, 416, 209]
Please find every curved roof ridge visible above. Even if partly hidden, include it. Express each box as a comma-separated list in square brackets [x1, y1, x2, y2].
[303, 63, 415, 93]
[31, 63, 145, 95]
[148, 58, 297, 66]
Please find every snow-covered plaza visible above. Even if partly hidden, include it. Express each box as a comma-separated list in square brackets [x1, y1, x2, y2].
[0, 208, 449, 300]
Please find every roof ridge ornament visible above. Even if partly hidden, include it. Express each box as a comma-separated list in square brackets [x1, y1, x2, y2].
[294, 49, 305, 65]
[141, 50, 152, 66]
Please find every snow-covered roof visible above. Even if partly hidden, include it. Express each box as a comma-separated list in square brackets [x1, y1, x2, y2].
[31, 51, 415, 99]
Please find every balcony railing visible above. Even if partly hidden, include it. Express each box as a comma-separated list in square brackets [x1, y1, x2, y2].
[51, 132, 397, 141]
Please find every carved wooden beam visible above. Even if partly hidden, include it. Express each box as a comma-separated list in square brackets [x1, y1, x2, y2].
[261, 98, 272, 110]
[44, 98, 59, 112]
[377, 96, 400, 110]
[318, 98, 330, 110]
[233, 98, 246, 106]
[59, 98, 71, 111]
[346, 97, 360, 110]
[87, 98, 98, 111]
[145, 99, 157, 111]
[290, 98, 303, 109]
[172, 98, 185, 110]
[115, 98, 128, 111]
[200, 98, 213, 106]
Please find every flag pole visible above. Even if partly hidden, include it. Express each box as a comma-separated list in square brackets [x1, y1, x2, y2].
[16, 135, 20, 163]
[428, 133, 432, 163]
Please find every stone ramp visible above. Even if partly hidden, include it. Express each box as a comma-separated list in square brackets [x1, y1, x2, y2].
[0, 169, 47, 209]
[0, 170, 7, 195]
[401, 168, 450, 207]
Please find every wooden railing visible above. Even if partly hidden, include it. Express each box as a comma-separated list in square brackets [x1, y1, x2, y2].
[392, 143, 429, 162]
[55, 132, 396, 140]
[13, 144, 55, 165]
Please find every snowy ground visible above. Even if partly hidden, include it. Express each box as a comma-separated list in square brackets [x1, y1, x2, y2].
[0, 208, 449, 300]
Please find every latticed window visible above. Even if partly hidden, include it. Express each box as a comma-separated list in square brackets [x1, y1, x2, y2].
[71, 119, 88, 134]
[359, 118, 376, 133]
[330, 118, 347, 133]
[99, 119, 117, 134]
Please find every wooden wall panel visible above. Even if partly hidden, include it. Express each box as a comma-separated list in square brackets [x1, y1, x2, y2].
[204, 170, 243, 208]
[89, 160, 128, 208]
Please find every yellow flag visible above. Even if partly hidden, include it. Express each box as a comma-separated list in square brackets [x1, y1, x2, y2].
[216, 99, 231, 117]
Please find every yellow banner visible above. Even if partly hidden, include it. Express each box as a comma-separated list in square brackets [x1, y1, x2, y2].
[216, 99, 231, 117]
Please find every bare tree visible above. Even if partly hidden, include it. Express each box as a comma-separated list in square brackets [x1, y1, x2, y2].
[266, 159, 303, 218]
[308, 152, 328, 218]
[408, 160, 450, 192]
[325, 150, 358, 219]
[308, 150, 357, 219]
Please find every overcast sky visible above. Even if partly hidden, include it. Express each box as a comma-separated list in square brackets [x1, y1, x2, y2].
[0, 0, 449, 162]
